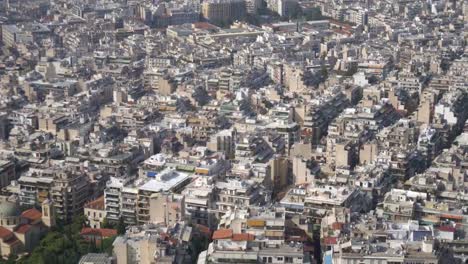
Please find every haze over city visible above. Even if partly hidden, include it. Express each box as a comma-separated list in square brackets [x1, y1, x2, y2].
[0, 0, 467, 263]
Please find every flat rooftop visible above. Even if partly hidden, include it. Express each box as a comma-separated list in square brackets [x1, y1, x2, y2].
[138, 168, 191, 192]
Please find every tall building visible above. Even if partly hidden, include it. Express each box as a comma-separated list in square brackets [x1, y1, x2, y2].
[269, 156, 289, 191]
[42, 199, 56, 228]
[0, 160, 15, 190]
[245, 0, 262, 14]
[1, 23, 51, 47]
[0, 113, 9, 140]
[277, 0, 297, 17]
[17, 168, 89, 223]
[149, 192, 184, 226]
[464, 1, 468, 21]
[201, 0, 246, 24]
[207, 129, 235, 159]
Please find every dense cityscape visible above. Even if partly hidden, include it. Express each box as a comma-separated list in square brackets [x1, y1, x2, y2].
[0, 0, 467, 263]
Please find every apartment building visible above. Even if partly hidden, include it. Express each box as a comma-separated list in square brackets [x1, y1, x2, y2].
[215, 179, 266, 217]
[0, 160, 15, 189]
[201, 0, 246, 24]
[182, 177, 217, 228]
[17, 167, 89, 222]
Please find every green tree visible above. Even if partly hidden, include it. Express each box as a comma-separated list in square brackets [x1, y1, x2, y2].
[320, 65, 328, 81]
[101, 217, 114, 229]
[70, 214, 87, 234]
[19, 214, 109, 264]
[288, 3, 302, 20]
[117, 217, 127, 235]
[0, 254, 18, 264]
[101, 236, 117, 255]
[304, 7, 322, 21]
[345, 64, 358, 76]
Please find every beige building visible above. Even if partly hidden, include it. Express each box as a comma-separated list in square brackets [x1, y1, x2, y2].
[158, 76, 177, 96]
[464, 1, 468, 21]
[37, 114, 69, 135]
[359, 141, 378, 165]
[112, 225, 190, 264]
[84, 196, 106, 229]
[292, 156, 313, 185]
[0, 197, 54, 257]
[18, 168, 90, 223]
[335, 140, 356, 168]
[149, 193, 184, 226]
[202, 0, 246, 24]
[269, 156, 289, 191]
[283, 64, 307, 92]
[207, 129, 235, 159]
[416, 89, 438, 125]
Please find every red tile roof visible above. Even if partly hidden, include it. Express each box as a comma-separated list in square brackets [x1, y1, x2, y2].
[232, 233, 255, 241]
[194, 224, 212, 237]
[303, 243, 315, 252]
[212, 229, 233, 240]
[331, 222, 344, 230]
[160, 232, 169, 241]
[0, 226, 13, 239]
[85, 196, 105, 210]
[15, 224, 32, 234]
[21, 208, 42, 222]
[323, 237, 338, 245]
[193, 22, 218, 30]
[441, 214, 463, 220]
[80, 227, 117, 238]
[438, 226, 456, 232]
[3, 236, 20, 246]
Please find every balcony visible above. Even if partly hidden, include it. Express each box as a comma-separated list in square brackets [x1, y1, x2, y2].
[137, 199, 148, 205]
[106, 189, 120, 194]
[122, 199, 136, 205]
[121, 207, 135, 213]
[107, 213, 120, 220]
[107, 208, 119, 213]
[20, 189, 36, 194]
[105, 196, 119, 202]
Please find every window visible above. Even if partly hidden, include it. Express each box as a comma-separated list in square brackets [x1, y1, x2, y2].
[277, 257, 283, 261]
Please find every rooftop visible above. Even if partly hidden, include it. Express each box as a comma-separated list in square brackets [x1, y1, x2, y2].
[138, 169, 191, 193]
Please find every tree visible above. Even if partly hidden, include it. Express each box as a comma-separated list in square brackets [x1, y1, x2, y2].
[304, 7, 322, 21]
[101, 236, 116, 255]
[101, 217, 114, 229]
[117, 217, 127, 235]
[288, 3, 302, 20]
[71, 214, 87, 234]
[190, 235, 210, 263]
[245, 14, 260, 26]
[320, 65, 328, 81]
[0, 254, 18, 264]
[88, 237, 98, 253]
[19, 214, 108, 264]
